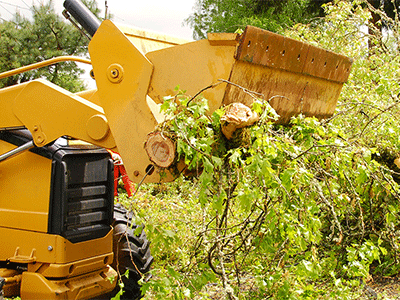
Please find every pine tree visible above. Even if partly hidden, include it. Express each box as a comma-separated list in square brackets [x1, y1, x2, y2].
[0, 0, 100, 92]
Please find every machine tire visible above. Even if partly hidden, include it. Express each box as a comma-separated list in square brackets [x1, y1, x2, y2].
[111, 204, 153, 300]
[0, 276, 4, 300]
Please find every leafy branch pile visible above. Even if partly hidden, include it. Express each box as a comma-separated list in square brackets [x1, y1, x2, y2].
[130, 1, 400, 299]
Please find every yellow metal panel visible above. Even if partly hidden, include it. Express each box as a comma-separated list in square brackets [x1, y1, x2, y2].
[207, 32, 239, 46]
[0, 141, 51, 232]
[0, 227, 113, 265]
[20, 266, 116, 300]
[75, 88, 98, 102]
[146, 39, 237, 114]
[118, 24, 190, 54]
[89, 20, 175, 183]
[56, 230, 113, 264]
[12, 79, 115, 148]
[0, 84, 26, 129]
[0, 227, 58, 263]
[29, 253, 113, 278]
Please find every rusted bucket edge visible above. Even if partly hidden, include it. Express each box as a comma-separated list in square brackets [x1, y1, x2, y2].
[235, 25, 353, 84]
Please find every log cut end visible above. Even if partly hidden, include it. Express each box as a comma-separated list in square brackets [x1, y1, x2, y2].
[145, 132, 176, 168]
[395, 158, 400, 169]
[221, 103, 259, 140]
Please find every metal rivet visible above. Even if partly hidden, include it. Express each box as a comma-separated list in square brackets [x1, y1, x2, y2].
[107, 64, 124, 83]
[48, 246, 53, 251]
[110, 69, 119, 78]
[37, 135, 44, 144]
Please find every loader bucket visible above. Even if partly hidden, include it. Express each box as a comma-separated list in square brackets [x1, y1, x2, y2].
[222, 26, 353, 124]
[147, 25, 352, 124]
[88, 21, 353, 182]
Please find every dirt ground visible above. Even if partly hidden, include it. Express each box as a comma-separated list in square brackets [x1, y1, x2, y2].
[197, 275, 400, 300]
[360, 276, 400, 300]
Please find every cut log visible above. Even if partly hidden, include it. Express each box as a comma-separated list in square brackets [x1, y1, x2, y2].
[221, 103, 259, 140]
[395, 158, 400, 169]
[145, 132, 175, 168]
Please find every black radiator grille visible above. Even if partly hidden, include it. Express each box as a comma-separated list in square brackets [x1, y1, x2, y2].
[48, 149, 114, 243]
[68, 197, 107, 211]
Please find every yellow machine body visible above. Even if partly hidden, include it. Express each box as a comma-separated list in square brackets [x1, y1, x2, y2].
[0, 140, 51, 232]
[0, 135, 116, 299]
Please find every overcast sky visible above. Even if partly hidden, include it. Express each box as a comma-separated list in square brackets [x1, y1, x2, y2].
[0, 0, 197, 40]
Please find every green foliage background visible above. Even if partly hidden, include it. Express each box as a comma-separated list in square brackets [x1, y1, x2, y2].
[119, 0, 400, 299]
[185, 0, 330, 39]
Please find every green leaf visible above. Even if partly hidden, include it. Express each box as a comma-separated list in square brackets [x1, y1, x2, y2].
[211, 156, 223, 168]
[280, 168, 296, 191]
[202, 157, 214, 173]
[167, 266, 181, 279]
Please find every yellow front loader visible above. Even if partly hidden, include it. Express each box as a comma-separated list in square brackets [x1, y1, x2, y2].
[0, 0, 352, 298]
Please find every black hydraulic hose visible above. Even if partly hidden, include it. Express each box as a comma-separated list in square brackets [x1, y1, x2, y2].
[63, 0, 101, 37]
